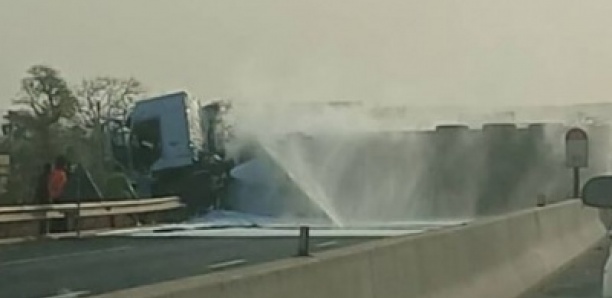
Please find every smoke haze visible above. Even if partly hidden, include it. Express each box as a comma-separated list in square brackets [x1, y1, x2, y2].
[2, 0, 612, 106]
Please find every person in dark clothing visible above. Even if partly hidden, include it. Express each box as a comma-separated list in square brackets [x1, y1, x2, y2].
[105, 163, 142, 226]
[34, 163, 52, 237]
[105, 163, 137, 200]
[34, 163, 52, 204]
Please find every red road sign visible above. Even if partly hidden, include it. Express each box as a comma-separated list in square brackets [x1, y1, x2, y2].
[566, 128, 588, 141]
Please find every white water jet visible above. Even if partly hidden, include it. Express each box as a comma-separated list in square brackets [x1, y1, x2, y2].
[224, 101, 612, 227]
[257, 136, 345, 226]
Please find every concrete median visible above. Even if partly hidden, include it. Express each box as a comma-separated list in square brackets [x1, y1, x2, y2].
[93, 200, 604, 298]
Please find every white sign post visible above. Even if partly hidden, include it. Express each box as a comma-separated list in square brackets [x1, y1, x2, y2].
[565, 127, 588, 198]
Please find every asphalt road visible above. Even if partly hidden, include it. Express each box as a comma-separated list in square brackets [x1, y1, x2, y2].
[519, 240, 608, 298]
[0, 236, 378, 298]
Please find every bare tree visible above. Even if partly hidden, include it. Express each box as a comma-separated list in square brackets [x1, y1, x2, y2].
[76, 77, 145, 129]
[74, 77, 144, 176]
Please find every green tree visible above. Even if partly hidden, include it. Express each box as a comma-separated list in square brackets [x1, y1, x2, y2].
[0, 67, 148, 205]
[2, 66, 79, 203]
[12, 65, 79, 160]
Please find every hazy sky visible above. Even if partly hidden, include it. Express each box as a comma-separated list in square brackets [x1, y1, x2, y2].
[2, 0, 612, 108]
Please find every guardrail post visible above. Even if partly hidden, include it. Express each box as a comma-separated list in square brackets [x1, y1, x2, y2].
[297, 226, 310, 257]
[75, 170, 82, 238]
[75, 206, 82, 238]
[40, 209, 49, 238]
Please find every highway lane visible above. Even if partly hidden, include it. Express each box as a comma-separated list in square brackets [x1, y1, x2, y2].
[0, 236, 379, 298]
[518, 240, 607, 298]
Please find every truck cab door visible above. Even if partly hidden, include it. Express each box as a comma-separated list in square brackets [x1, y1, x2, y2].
[130, 117, 163, 173]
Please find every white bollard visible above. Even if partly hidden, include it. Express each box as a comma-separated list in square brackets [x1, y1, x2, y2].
[297, 226, 310, 257]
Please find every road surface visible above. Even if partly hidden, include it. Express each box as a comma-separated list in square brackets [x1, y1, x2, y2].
[0, 236, 377, 298]
[519, 240, 608, 298]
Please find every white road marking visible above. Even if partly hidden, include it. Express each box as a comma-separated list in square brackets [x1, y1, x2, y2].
[315, 240, 338, 248]
[208, 258, 247, 270]
[127, 228, 423, 238]
[42, 290, 91, 298]
[98, 218, 470, 238]
[0, 246, 131, 267]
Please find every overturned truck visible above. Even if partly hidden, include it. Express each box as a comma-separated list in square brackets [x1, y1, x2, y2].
[107, 91, 231, 214]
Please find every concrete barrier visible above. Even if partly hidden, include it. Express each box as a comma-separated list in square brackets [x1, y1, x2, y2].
[93, 200, 604, 298]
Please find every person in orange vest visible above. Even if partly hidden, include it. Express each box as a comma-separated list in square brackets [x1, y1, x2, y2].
[48, 156, 68, 202]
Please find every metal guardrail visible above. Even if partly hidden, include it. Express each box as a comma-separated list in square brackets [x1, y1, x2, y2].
[0, 197, 183, 223]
